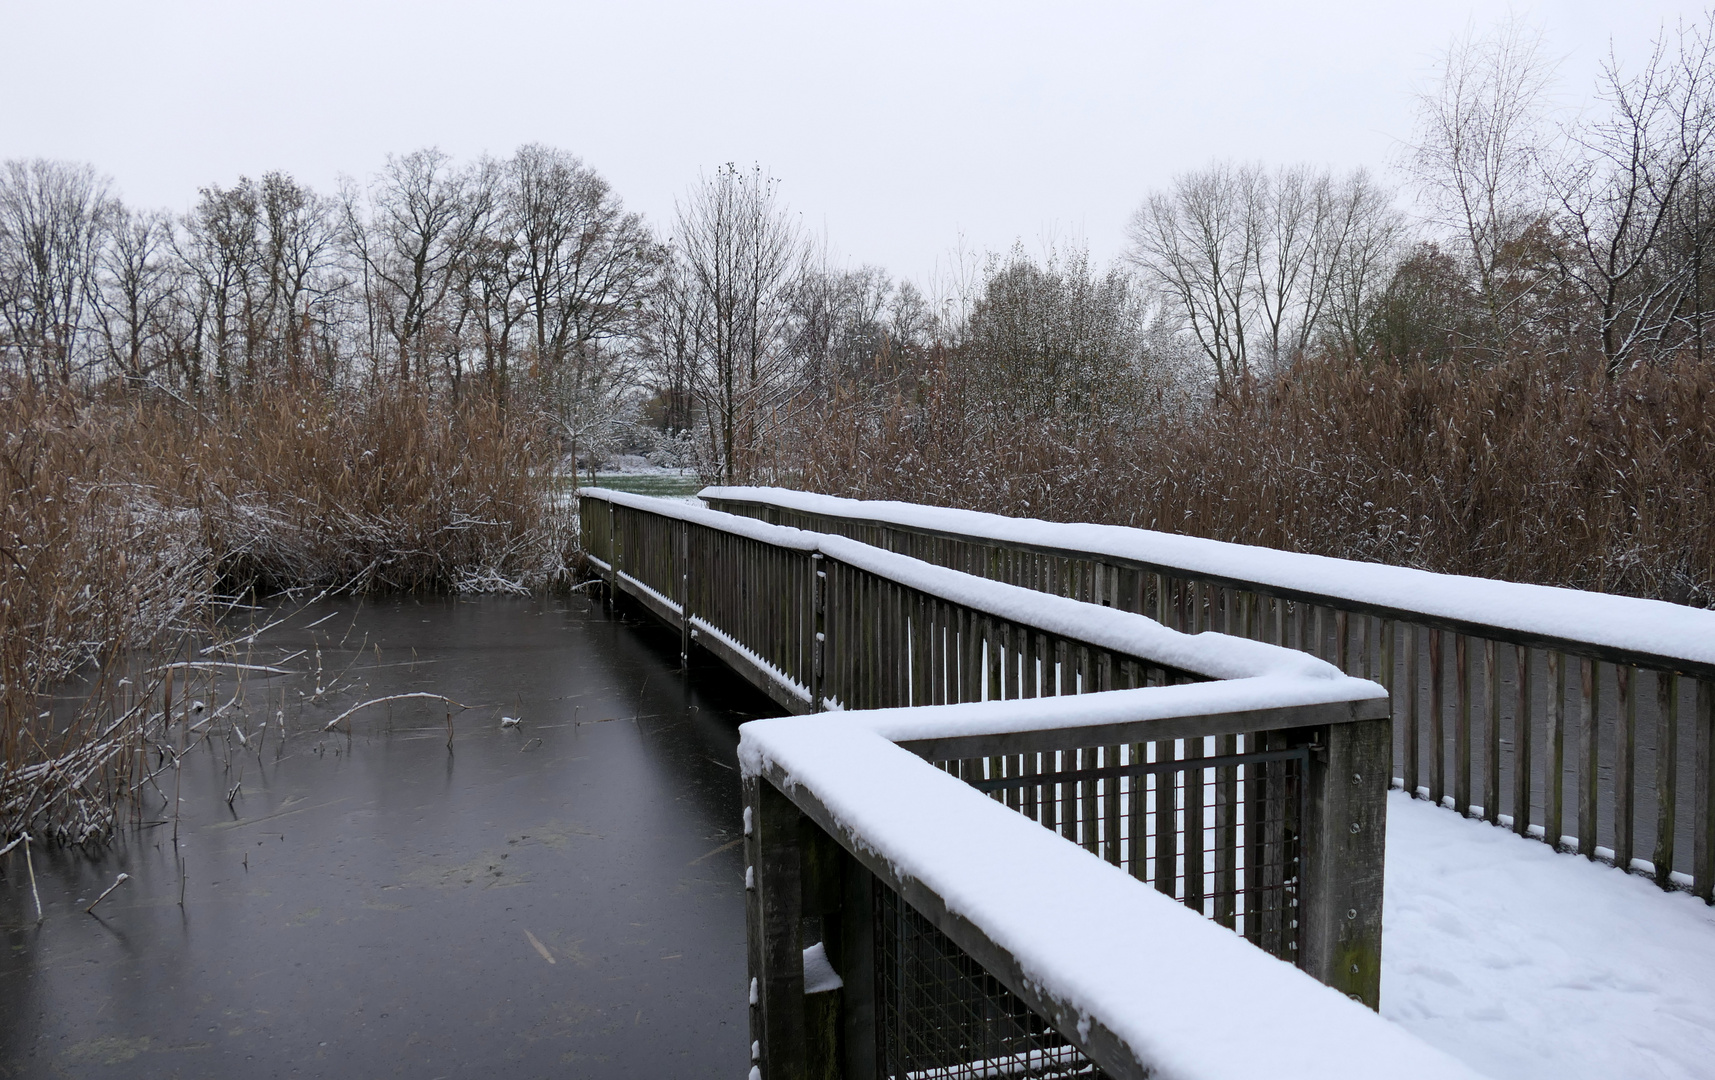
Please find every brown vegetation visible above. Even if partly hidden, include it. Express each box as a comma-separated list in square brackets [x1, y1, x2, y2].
[776, 352, 1715, 608]
[0, 380, 569, 844]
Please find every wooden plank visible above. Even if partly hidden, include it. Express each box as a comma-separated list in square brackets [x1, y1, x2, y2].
[1154, 739, 1177, 899]
[1580, 658, 1599, 860]
[1430, 629, 1445, 806]
[1213, 732, 1237, 929]
[1513, 645, 1534, 837]
[1695, 678, 1714, 901]
[895, 698, 1390, 763]
[1078, 744, 1099, 855]
[1485, 638, 1500, 825]
[1654, 672, 1679, 888]
[1614, 665, 1636, 870]
[1546, 651, 1566, 849]
[1127, 742, 1146, 878]
[1455, 633, 1471, 816]
[1403, 623, 1419, 798]
[1183, 734, 1206, 913]
[1104, 744, 1123, 866]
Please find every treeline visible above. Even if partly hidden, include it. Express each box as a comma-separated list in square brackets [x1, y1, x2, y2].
[762, 17, 1715, 607]
[5, 18, 1715, 604]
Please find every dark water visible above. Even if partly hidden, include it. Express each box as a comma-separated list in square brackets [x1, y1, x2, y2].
[0, 595, 777, 1078]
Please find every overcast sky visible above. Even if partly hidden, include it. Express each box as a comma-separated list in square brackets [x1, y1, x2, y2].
[0, 1, 1701, 283]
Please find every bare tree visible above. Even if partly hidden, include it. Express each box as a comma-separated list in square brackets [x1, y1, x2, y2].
[178, 178, 262, 391]
[257, 172, 339, 382]
[94, 205, 176, 384]
[0, 160, 112, 386]
[673, 165, 802, 481]
[1127, 162, 1256, 395]
[1319, 171, 1409, 363]
[1550, 16, 1715, 375]
[1408, 19, 1556, 355]
[344, 149, 477, 385]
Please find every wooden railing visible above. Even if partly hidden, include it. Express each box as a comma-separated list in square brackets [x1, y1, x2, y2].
[576, 489, 1475, 1079]
[702, 486, 1715, 900]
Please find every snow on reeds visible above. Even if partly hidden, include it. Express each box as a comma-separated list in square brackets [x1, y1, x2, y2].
[0, 380, 573, 847]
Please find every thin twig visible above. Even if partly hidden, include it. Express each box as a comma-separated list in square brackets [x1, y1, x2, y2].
[323, 693, 470, 732]
[84, 872, 129, 914]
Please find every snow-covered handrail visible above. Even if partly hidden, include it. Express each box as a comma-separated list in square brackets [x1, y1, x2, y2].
[740, 703, 1482, 1080]
[699, 486, 1715, 672]
[579, 490, 1474, 1075]
[699, 486, 1715, 901]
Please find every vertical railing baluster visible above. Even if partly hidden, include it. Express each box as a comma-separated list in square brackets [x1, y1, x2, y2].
[1546, 651, 1566, 849]
[1455, 634, 1471, 816]
[1580, 658, 1599, 860]
[1430, 629, 1445, 807]
[1485, 638, 1500, 825]
[1654, 672, 1679, 888]
[1404, 623, 1419, 798]
[1513, 645, 1534, 837]
[1614, 665, 1636, 872]
[1694, 678, 1714, 901]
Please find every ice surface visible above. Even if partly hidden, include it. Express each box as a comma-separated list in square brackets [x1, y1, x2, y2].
[699, 487, 1715, 666]
[1383, 791, 1715, 1080]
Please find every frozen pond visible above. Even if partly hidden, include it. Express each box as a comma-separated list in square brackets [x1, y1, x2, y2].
[0, 595, 773, 1078]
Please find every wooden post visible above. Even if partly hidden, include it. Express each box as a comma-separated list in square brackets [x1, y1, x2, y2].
[746, 776, 805, 1079]
[1300, 717, 1391, 1010]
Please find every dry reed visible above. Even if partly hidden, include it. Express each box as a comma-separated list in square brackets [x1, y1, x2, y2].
[1, 379, 572, 847]
[776, 354, 1715, 607]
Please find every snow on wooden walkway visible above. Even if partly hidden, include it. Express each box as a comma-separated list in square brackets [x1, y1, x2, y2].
[1383, 790, 1715, 1079]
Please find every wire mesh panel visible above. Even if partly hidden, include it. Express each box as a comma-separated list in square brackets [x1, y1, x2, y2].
[875, 882, 1107, 1080]
[945, 738, 1307, 963]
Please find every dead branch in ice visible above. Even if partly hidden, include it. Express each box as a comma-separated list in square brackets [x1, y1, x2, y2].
[324, 693, 470, 732]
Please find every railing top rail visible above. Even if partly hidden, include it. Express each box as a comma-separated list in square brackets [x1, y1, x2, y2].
[740, 705, 1480, 1080]
[582, 488, 1364, 686]
[700, 485, 1715, 676]
[845, 674, 1387, 757]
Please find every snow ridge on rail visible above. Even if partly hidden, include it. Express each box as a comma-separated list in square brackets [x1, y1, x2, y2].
[582, 488, 1352, 684]
[699, 486, 1715, 669]
[739, 714, 1479, 1080]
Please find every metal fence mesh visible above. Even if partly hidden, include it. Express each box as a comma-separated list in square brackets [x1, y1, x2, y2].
[875, 883, 1106, 1080]
[946, 736, 1307, 962]
[873, 737, 1307, 1077]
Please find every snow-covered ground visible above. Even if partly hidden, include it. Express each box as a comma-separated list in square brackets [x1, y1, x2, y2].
[1384, 791, 1715, 1079]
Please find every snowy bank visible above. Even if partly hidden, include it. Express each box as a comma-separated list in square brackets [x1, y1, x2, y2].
[1384, 790, 1715, 1080]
